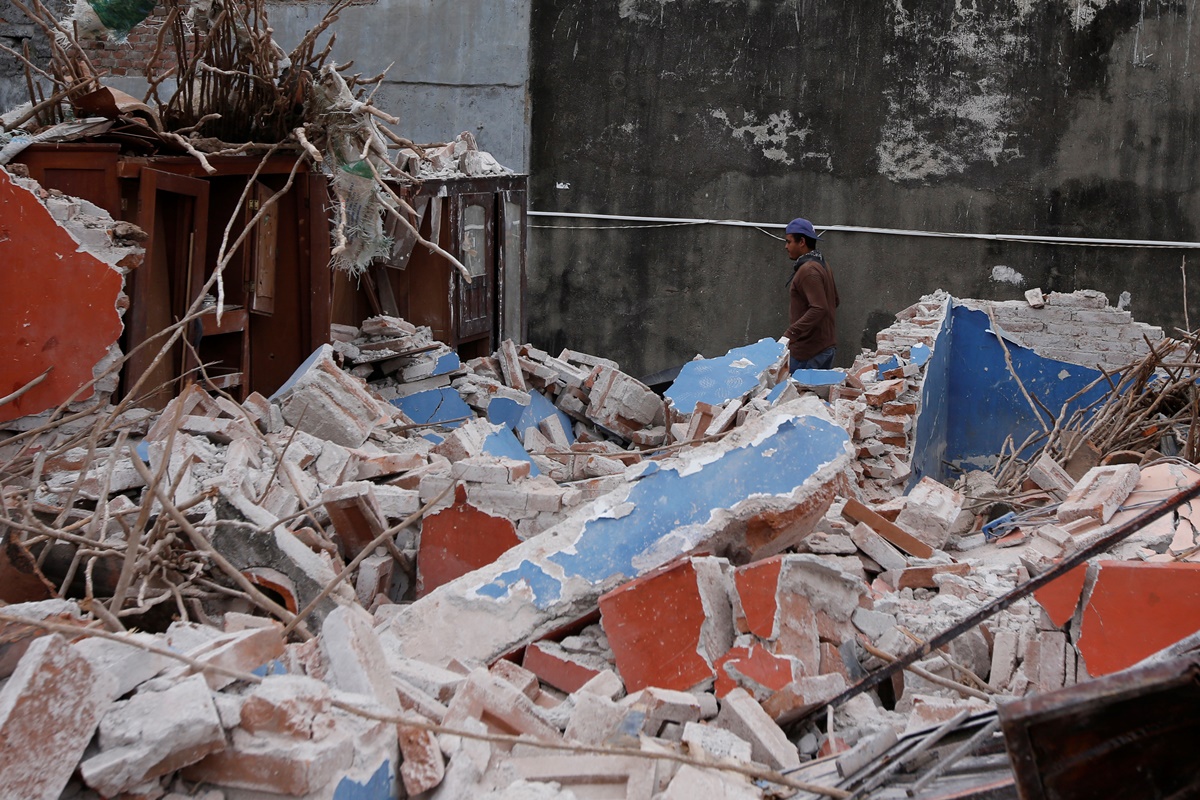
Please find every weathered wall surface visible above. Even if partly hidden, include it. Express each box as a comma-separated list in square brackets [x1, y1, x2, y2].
[526, 0, 1200, 379]
[267, 0, 532, 171]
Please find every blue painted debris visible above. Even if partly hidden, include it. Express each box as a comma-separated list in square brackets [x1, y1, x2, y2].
[517, 390, 576, 445]
[479, 412, 849, 608]
[432, 351, 460, 376]
[486, 394, 529, 431]
[488, 390, 576, 446]
[666, 338, 785, 415]
[251, 659, 287, 678]
[910, 343, 931, 366]
[876, 355, 900, 375]
[482, 426, 540, 477]
[332, 759, 394, 800]
[390, 387, 472, 430]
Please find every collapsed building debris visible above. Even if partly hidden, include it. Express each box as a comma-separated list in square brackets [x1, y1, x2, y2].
[6, 269, 1200, 798]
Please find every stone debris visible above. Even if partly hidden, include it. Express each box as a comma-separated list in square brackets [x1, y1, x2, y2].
[4, 289, 1200, 798]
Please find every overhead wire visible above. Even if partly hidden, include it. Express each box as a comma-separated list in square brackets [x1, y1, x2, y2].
[528, 210, 1200, 250]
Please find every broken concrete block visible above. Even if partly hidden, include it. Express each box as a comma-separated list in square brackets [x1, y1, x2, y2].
[660, 763, 762, 799]
[1027, 453, 1075, 498]
[81, 674, 224, 797]
[849, 521, 909, 572]
[508, 754, 656, 799]
[625, 686, 703, 737]
[240, 675, 332, 737]
[322, 481, 387, 559]
[587, 365, 667, 441]
[321, 604, 400, 712]
[272, 344, 390, 447]
[714, 688, 800, 770]
[894, 477, 968, 549]
[681, 721, 753, 763]
[442, 668, 562, 743]
[171, 625, 286, 690]
[564, 692, 635, 746]
[388, 658, 465, 705]
[600, 556, 734, 692]
[0, 634, 118, 800]
[72, 631, 171, 697]
[761, 674, 847, 725]
[498, 339, 529, 391]
[182, 720, 354, 795]
[398, 712, 444, 795]
[522, 640, 604, 694]
[1057, 464, 1140, 524]
[578, 669, 626, 701]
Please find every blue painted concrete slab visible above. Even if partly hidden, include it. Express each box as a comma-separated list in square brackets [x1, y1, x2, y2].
[666, 338, 785, 415]
[914, 303, 1111, 482]
[477, 413, 849, 608]
[482, 426, 540, 477]
[792, 369, 845, 387]
[910, 343, 931, 366]
[486, 395, 530, 431]
[390, 387, 472, 430]
[517, 390, 576, 445]
[432, 352, 461, 376]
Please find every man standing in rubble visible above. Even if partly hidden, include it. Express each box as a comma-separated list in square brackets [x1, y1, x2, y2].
[781, 217, 839, 372]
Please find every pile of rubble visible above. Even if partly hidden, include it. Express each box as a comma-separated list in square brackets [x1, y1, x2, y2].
[3, 290, 1200, 798]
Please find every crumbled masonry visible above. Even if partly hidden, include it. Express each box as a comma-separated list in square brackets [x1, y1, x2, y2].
[5, 287, 1200, 798]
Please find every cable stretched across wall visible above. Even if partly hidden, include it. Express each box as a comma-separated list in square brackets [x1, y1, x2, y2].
[529, 210, 1200, 249]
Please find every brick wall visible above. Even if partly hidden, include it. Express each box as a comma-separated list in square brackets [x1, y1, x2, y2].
[80, 5, 176, 79]
[962, 290, 1166, 371]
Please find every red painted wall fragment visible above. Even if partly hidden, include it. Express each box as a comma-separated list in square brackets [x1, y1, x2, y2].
[1077, 561, 1200, 676]
[0, 170, 125, 422]
[417, 485, 520, 597]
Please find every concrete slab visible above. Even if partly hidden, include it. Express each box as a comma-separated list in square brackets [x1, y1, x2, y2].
[380, 397, 854, 666]
[666, 338, 785, 415]
[391, 387, 473, 430]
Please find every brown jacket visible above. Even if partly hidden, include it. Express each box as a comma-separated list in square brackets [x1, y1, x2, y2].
[784, 252, 839, 361]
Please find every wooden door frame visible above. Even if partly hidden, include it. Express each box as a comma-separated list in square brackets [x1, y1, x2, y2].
[123, 169, 209, 407]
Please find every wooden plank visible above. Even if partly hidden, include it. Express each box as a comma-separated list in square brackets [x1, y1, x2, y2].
[249, 181, 278, 315]
[841, 497, 935, 559]
[896, 562, 971, 589]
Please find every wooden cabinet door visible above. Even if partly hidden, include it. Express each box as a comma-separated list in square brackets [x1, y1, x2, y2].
[454, 193, 494, 344]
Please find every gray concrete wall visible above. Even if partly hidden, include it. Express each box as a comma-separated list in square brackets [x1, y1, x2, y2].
[526, 0, 1200, 380]
[267, 0, 532, 172]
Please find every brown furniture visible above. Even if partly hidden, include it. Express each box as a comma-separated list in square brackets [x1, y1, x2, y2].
[15, 144, 527, 406]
